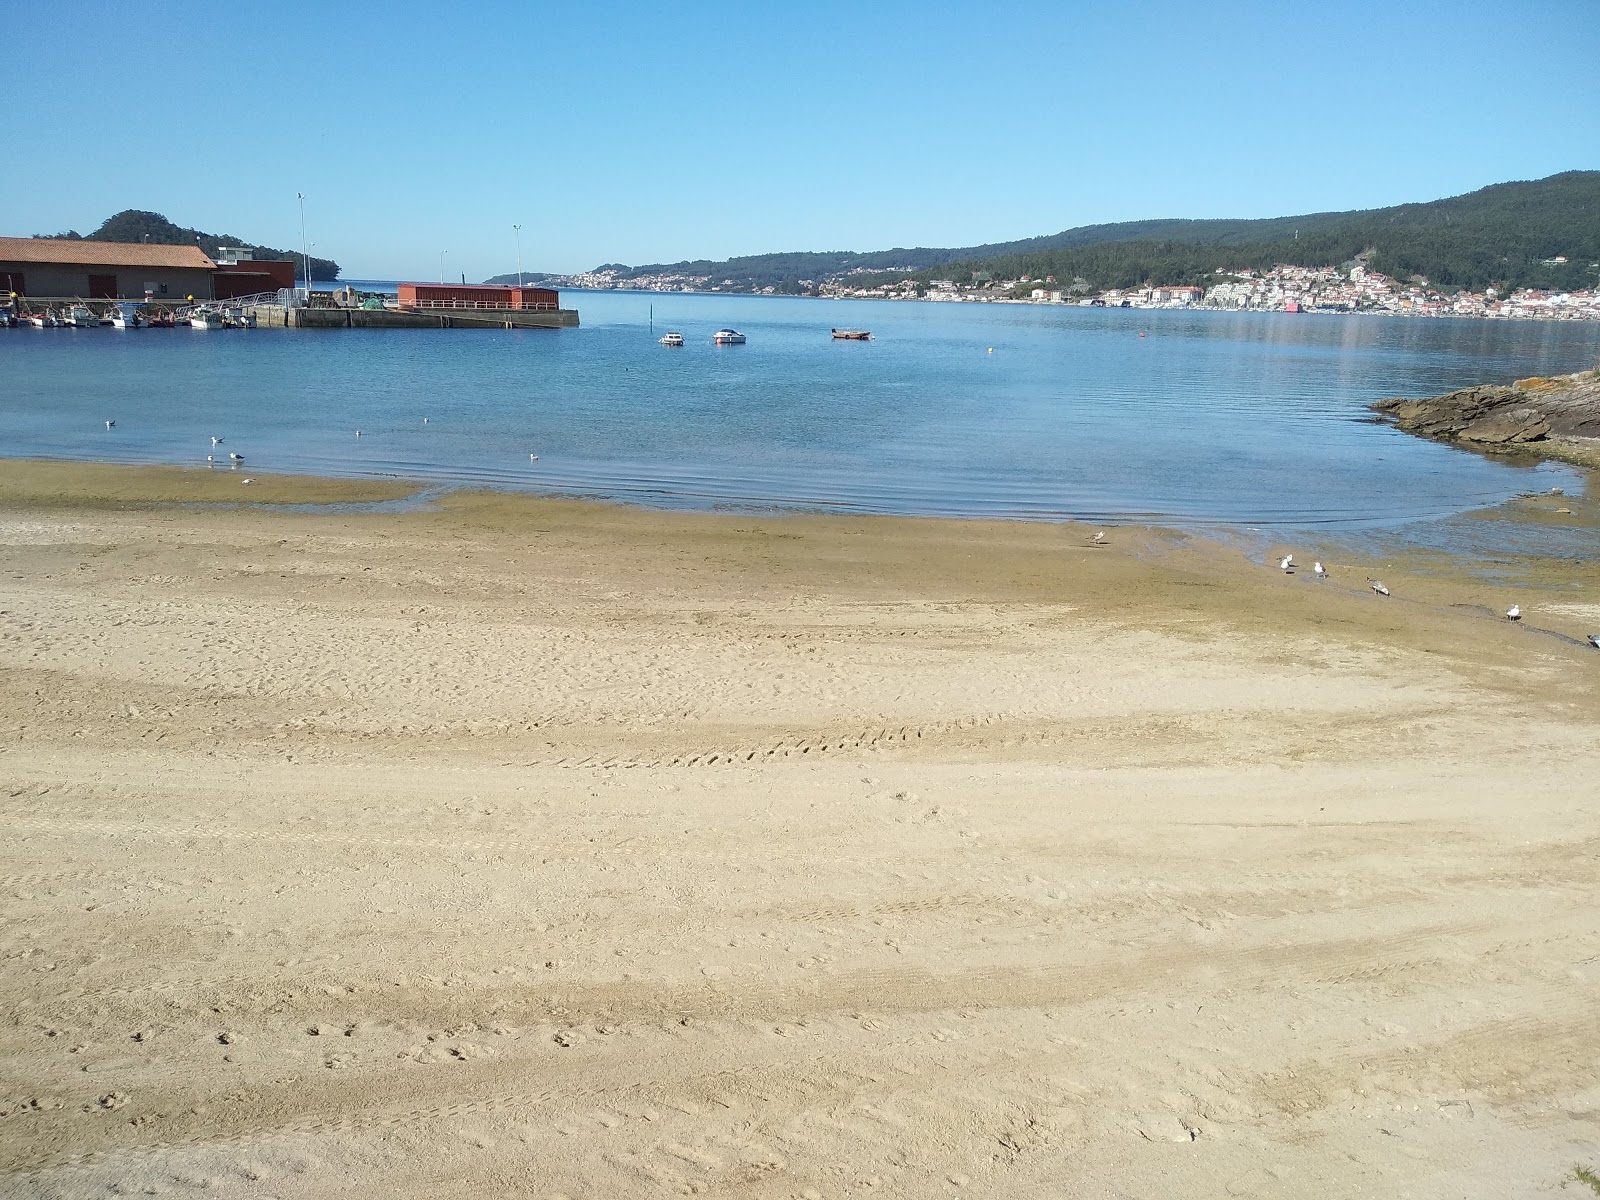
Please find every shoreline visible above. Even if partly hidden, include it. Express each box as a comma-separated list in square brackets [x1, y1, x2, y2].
[0, 450, 1588, 537]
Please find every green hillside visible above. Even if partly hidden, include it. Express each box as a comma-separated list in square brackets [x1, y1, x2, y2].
[36, 210, 341, 281]
[585, 172, 1600, 295]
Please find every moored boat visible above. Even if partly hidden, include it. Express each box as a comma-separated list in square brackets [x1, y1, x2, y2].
[711, 328, 745, 345]
[110, 303, 143, 329]
[189, 310, 225, 330]
[659, 331, 684, 346]
[65, 304, 100, 328]
[831, 328, 872, 340]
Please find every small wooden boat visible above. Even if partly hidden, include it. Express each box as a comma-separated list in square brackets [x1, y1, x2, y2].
[711, 328, 745, 345]
[831, 328, 872, 340]
[659, 331, 684, 347]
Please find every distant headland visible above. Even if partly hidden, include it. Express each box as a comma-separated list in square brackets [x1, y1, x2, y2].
[500, 171, 1600, 321]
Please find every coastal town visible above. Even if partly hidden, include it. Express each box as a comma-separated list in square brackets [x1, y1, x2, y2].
[555, 260, 1600, 321]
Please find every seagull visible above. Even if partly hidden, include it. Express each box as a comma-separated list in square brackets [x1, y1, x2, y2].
[423, 417, 429, 424]
[1092, 531, 1106, 544]
[1313, 561, 1327, 579]
[1279, 555, 1294, 572]
[104, 420, 115, 429]
[1506, 604, 1521, 622]
[241, 478, 254, 485]
[228, 452, 243, 461]
[1369, 579, 1390, 596]
[355, 430, 362, 438]
[211, 436, 223, 446]
[1588, 634, 1600, 651]
[529, 453, 539, 462]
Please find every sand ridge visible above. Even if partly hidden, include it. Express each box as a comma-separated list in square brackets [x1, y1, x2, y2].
[2, 462, 1598, 1199]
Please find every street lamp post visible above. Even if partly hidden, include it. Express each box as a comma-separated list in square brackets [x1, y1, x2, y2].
[297, 192, 311, 296]
[513, 224, 524, 288]
[440, 251, 448, 285]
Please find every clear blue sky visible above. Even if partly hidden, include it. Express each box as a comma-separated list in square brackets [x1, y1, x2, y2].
[4, 2, 1597, 281]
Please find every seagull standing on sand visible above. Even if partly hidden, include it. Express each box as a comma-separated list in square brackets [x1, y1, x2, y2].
[1587, 634, 1600, 650]
[1279, 555, 1294, 573]
[1314, 561, 1327, 579]
[1369, 579, 1390, 596]
[1092, 531, 1106, 544]
[1506, 604, 1521, 622]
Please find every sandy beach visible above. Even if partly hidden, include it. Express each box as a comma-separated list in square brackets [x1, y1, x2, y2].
[2, 460, 1598, 1199]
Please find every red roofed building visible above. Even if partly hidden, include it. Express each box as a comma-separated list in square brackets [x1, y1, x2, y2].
[0, 237, 220, 299]
[397, 283, 558, 311]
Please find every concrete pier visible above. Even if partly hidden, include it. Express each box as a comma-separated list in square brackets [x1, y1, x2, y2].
[245, 305, 579, 329]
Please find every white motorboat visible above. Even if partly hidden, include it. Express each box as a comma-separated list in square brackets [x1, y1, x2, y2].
[65, 305, 101, 328]
[110, 303, 143, 329]
[189, 311, 225, 330]
[711, 328, 746, 345]
[659, 331, 684, 346]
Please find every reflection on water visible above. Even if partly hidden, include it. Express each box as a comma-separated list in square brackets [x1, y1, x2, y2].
[2, 291, 1595, 528]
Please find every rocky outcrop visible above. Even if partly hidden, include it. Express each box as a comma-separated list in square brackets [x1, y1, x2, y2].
[1372, 370, 1600, 455]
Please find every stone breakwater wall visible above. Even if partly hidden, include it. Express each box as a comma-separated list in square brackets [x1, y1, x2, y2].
[1371, 370, 1600, 467]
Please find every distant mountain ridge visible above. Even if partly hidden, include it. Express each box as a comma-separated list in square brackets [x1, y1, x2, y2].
[488, 171, 1599, 295]
[34, 210, 341, 281]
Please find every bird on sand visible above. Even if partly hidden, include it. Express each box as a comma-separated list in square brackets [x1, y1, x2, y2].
[1369, 579, 1390, 596]
[241, 478, 254, 485]
[1587, 634, 1600, 651]
[1279, 555, 1294, 573]
[1313, 561, 1327, 579]
[1092, 531, 1106, 544]
[1506, 604, 1521, 622]
[104, 420, 115, 429]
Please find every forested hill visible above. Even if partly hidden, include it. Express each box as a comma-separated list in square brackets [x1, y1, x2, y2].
[574, 172, 1600, 295]
[34, 210, 341, 281]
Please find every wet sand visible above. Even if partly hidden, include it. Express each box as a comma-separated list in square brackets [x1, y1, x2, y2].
[2, 461, 1598, 1199]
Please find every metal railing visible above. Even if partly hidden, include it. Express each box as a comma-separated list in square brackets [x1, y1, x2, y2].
[210, 291, 283, 309]
[401, 298, 557, 311]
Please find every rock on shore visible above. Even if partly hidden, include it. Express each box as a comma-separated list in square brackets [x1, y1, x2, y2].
[1372, 370, 1600, 459]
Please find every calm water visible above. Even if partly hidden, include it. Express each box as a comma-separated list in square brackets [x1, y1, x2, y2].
[3, 291, 1596, 527]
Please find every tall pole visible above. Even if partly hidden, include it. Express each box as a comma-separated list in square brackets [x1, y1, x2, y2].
[297, 193, 310, 294]
[440, 250, 447, 285]
[513, 224, 523, 288]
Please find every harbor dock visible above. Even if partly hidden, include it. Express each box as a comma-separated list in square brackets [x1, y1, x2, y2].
[247, 304, 579, 329]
